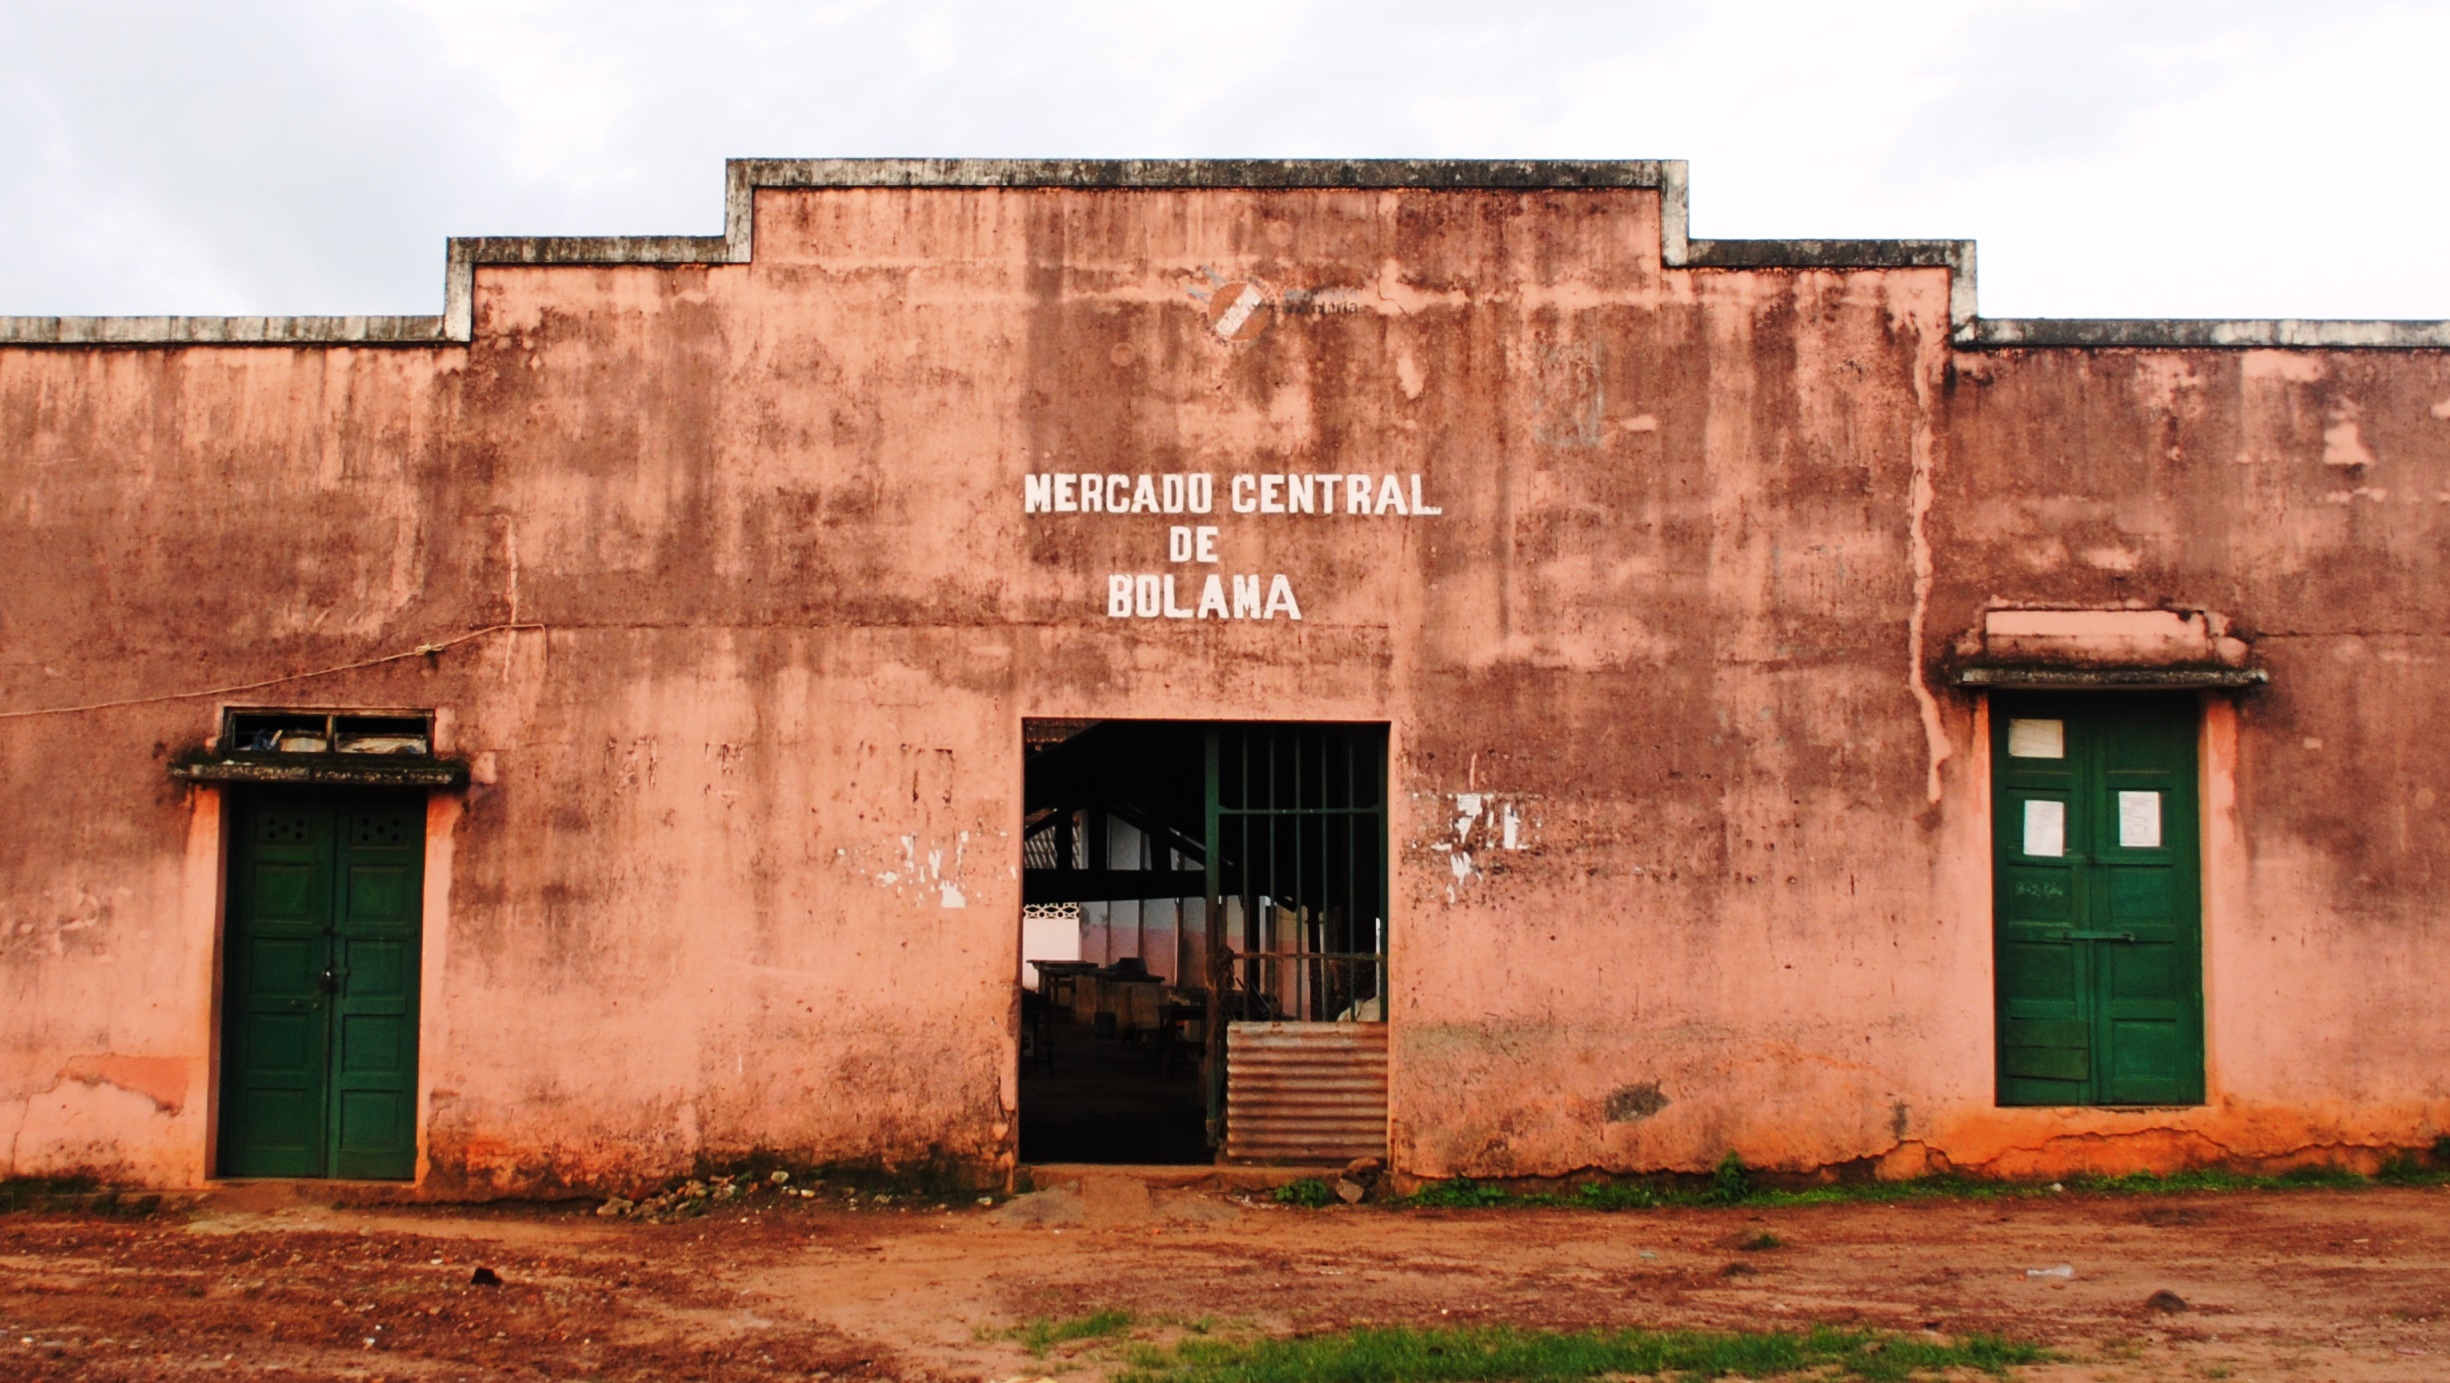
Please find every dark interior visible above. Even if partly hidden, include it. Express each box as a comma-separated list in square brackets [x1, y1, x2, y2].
[1017, 721, 1212, 1164]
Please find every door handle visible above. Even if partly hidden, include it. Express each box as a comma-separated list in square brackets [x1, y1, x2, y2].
[318, 968, 346, 994]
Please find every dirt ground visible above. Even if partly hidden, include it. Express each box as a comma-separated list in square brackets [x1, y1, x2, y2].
[6, 1172, 2450, 1381]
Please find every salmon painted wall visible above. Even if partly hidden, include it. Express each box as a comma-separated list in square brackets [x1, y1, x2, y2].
[0, 181, 2441, 1192]
[1921, 348, 2450, 1175]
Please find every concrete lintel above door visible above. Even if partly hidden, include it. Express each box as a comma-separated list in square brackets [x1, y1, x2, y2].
[1951, 608, 2266, 690]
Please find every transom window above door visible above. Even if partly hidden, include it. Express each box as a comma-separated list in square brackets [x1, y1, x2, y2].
[221, 708, 433, 757]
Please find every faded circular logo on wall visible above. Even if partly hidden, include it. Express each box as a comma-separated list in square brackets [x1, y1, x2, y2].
[1205, 281, 1274, 342]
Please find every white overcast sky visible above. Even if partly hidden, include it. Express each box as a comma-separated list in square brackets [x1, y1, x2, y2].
[3, 0, 2446, 322]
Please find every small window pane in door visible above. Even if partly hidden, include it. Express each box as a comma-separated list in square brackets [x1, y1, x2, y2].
[2023, 799, 2066, 857]
[2118, 791, 2162, 849]
[2008, 718, 2065, 758]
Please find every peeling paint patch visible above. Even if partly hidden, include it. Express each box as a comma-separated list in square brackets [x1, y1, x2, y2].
[1429, 792, 1540, 903]
[1452, 793, 1483, 840]
[874, 830, 973, 907]
[59, 1056, 189, 1114]
[1447, 794, 1532, 853]
[0, 884, 130, 960]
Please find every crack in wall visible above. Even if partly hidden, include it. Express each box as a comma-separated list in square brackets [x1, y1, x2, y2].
[1907, 316, 1951, 804]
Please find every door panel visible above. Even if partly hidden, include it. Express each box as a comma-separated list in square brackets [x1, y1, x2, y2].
[219, 803, 334, 1177]
[2106, 1019, 2186, 1103]
[327, 803, 423, 1178]
[2106, 868, 2174, 920]
[254, 864, 317, 919]
[219, 792, 423, 1179]
[346, 865, 412, 920]
[238, 1089, 319, 1161]
[1993, 696, 2203, 1106]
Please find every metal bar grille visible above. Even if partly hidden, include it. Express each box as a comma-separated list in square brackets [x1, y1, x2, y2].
[1204, 723, 1390, 1159]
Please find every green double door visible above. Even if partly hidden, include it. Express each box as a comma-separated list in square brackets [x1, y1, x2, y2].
[1992, 696, 2204, 1106]
[219, 791, 424, 1179]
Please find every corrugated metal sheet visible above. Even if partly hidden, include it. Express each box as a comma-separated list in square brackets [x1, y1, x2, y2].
[1224, 1021, 1388, 1164]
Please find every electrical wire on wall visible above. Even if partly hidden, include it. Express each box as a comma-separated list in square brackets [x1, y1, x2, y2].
[0, 623, 545, 721]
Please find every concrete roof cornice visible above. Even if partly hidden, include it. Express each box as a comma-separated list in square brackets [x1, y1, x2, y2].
[2, 158, 2445, 350]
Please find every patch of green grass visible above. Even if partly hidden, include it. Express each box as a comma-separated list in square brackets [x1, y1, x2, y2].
[0, 1176, 165, 1217]
[1114, 1323, 2047, 1383]
[1272, 1178, 1337, 1208]
[0, 1174, 103, 1205]
[1401, 1176, 1518, 1209]
[1015, 1308, 1137, 1354]
[2067, 1164, 2385, 1196]
[1384, 1148, 2450, 1213]
[1563, 1179, 1660, 1210]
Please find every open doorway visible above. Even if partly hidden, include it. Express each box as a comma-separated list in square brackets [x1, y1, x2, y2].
[1017, 721, 1388, 1166]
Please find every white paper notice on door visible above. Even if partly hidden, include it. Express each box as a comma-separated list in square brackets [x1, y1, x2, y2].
[2023, 799, 2067, 857]
[2007, 718, 2065, 759]
[2118, 790, 2163, 849]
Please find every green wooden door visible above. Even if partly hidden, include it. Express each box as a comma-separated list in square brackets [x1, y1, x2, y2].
[1992, 696, 2203, 1106]
[220, 792, 424, 1178]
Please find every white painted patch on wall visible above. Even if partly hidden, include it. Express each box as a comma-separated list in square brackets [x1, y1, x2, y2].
[1452, 793, 1483, 841]
[873, 830, 971, 906]
[2323, 415, 2378, 468]
[1210, 282, 1270, 341]
[1395, 350, 1425, 399]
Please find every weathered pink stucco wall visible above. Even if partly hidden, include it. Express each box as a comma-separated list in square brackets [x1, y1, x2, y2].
[2, 180, 2445, 1192]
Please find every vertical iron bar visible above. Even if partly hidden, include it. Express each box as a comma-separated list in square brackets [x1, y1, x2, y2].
[1377, 725, 1390, 1008]
[1291, 728, 1305, 1018]
[1203, 727, 1226, 1147]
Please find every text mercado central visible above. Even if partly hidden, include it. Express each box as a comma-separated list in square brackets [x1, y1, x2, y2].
[1023, 470, 1444, 621]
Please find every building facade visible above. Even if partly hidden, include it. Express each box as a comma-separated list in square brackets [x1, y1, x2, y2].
[3, 160, 2446, 1195]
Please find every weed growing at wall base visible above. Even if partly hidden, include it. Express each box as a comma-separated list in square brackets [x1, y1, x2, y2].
[1113, 1323, 2046, 1383]
[1271, 1178, 1337, 1207]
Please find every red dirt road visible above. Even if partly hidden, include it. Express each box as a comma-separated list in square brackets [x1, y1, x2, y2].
[6, 1177, 2450, 1380]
